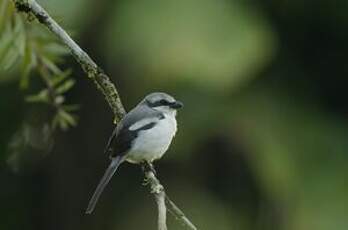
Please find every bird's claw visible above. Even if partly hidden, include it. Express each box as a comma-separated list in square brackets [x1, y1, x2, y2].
[142, 177, 149, 186]
[141, 161, 157, 176]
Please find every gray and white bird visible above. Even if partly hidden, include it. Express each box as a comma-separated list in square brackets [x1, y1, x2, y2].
[86, 92, 183, 214]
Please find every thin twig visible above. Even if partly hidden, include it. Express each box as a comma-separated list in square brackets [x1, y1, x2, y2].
[165, 195, 197, 230]
[142, 162, 197, 230]
[13, 0, 198, 229]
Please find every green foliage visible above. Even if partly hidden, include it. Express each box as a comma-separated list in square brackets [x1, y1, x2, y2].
[0, 0, 78, 169]
[0, 0, 78, 132]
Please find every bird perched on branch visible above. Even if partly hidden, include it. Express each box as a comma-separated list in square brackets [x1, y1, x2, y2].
[86, 92, 183, 214]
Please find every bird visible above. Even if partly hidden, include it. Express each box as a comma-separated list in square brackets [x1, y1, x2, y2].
[85, 92, 183, 214]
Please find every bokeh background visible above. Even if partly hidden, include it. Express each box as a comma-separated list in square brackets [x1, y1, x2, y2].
[1, 0, 348, 229]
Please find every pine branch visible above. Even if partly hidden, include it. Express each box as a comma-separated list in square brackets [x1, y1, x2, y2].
[12, 0, 198, 229]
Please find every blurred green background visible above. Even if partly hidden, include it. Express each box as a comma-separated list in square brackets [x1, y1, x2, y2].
[1, 0, 348, 229]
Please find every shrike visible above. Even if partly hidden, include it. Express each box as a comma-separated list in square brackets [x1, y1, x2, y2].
[86, 92, 183, 214]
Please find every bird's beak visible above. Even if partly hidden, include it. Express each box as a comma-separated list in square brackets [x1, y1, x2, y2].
[170, 100, 184, 109]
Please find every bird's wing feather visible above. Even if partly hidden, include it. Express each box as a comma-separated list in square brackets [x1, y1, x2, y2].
[129, 117, 159, 131]
[108, 105, 164, 158]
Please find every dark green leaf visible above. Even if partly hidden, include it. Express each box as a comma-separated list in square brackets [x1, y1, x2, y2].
[40, 56, 61, 74]
[55, 78, 75, 94]
[43, 42, 69, 56]
[51, 69, 72, 86]
[13, 14, 26, 56]
[25, 89, 49, 103]
[62, 104, 80, 112]
[2, 48, 20, 70]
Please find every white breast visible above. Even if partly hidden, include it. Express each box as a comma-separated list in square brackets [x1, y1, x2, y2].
[126, 114, 177, 163]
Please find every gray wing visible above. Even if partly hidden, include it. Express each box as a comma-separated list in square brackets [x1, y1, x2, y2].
[105, 104, 164, 158]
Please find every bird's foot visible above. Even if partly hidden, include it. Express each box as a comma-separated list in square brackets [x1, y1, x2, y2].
[142, 177, 149, 186]
[141, 161, 157, 176]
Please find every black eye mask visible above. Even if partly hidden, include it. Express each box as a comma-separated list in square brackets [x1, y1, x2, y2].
[147, 99, 172, 107]
[146, 99, 183, 109]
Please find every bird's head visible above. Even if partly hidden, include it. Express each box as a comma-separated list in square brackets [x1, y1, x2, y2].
[144, 92, 183, 115]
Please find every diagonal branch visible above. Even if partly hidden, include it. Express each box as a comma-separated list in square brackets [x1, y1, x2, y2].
[12, 0, 198, 230]
[142, 162, 167, 230]
[142, 163, 197, 230]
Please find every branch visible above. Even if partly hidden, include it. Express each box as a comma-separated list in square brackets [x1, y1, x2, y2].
[13, 0, 197, 229]
[142, 163, 167, 230]
[165, 195, 198, 230]
[142, 163, 197, 230]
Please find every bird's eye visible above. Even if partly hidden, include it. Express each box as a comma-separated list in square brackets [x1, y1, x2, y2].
[159, 99, 168, 105]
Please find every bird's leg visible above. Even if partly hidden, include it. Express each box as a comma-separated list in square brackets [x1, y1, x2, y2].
[141, 161, 157, 185]
[148, 162, 157, 176]
[141, 162, 149, 185]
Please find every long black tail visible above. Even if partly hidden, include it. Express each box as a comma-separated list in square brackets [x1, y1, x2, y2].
[85, 156, 123, 214]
